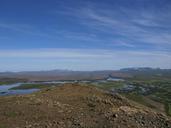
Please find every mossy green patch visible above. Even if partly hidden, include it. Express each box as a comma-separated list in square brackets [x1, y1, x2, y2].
[4, 111, 17, 118]
[91, 81, 125, 90]
[0, 82, 13, 85]
[0, 124, 7, 128]
[166, 103, 171, 116]
[123, 93, 155, 108]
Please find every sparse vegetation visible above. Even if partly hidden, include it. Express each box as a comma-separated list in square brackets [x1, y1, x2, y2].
[86, 78, 171, 117]
[166, 103, 171, 116]
[0, 84, 170, 128]
[0, 124, 7, 128]
[91, 81, 125, 90]
[0, 82, 11, 85]
[0, 78, 27, 85]
[4, 111, 17, 118]
[123, 93, 155, 108]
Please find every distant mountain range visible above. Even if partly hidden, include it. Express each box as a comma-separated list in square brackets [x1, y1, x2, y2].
[120, 67, 171, 79]
[0, 67, 170, 81]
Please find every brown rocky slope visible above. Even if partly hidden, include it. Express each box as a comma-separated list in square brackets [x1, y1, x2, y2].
[0, 84, 171, 128]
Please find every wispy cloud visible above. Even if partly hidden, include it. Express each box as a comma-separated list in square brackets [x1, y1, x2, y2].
[0, 48, 170, 71]
[0, 48, 170, 58]
[0, 0, 170, 71]
[0, 48, 111, 58]
[54, 2, 171, 50]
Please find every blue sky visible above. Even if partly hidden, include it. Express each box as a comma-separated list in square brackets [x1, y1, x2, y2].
[0, 0, 171, 71]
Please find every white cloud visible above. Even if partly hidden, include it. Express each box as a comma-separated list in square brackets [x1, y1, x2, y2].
[55, 5, 171, 49]
[0, 48, 170, 71]
[0, 48, 170, 58]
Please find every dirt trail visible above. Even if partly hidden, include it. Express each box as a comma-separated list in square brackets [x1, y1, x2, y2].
[0, 84, 170, 128]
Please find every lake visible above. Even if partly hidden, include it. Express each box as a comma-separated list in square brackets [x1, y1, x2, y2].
[0, 81, 76, 96]
[0, 83, 39, 96]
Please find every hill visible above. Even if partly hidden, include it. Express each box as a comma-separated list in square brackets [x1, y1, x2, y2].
[0, 84, 170, 128]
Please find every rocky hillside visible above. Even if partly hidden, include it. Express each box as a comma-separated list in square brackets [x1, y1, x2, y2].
[0, 84, 170, 128]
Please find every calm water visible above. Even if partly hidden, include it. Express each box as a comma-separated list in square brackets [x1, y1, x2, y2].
[0, 81, 74, 96]
[107, 77, 124, 81]
[0, 83, 39, 96]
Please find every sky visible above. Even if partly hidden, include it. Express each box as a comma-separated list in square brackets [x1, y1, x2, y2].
[0, 0, 171, 71]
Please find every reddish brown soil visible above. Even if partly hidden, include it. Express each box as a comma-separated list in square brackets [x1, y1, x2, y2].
[0, 84, 170, 128]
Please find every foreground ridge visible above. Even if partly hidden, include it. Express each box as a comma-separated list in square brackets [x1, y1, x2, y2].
[0, 84, 171, 128]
